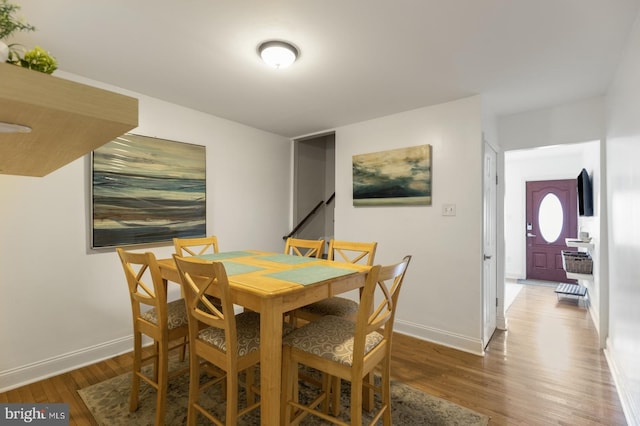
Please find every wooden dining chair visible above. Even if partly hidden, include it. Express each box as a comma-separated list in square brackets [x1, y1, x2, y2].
[174, 235, 223, 309]
[281, 255, 411, 426]
[293, 239, 377, 324]
[173, 254, 262, 425]
[173, 235, 220, 257]
[284, 237, 325, 258]
[116, 248, 190, 426]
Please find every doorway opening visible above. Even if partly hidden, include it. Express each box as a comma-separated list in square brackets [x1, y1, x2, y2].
[504, 142, 598, 283]
[289, 132, 335, 245]
[503, 140, 605, 346]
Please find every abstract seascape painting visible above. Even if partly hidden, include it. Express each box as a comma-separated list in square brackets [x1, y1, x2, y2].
[91, 134, 206, 248]
[352, 144, 432, 206]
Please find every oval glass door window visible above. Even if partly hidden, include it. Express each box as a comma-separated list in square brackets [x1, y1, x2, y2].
[539, 193, 563, 243]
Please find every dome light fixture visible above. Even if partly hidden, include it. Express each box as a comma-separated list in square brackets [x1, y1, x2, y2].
[258, 40, 299, 69]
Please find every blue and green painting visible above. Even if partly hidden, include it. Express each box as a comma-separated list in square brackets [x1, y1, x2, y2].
[92, 134, 206, 248]
[352, 144, 431, 206]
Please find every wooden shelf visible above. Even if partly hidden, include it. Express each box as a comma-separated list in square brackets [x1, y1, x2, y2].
[0, 63, 138, 177]
[565, 238, 594, 250]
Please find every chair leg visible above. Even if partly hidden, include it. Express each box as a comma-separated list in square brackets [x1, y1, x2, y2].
[186, 355, 200, 426]
[320, 373, 329, 413]
[129, 332, 142, 412]
[179, 336, 187, 362]
[330, 376, 341, 416]
[153, 340, 160, 382]
[246, 366, 256, 404]
[226, 366, 239, 425]
[154, 339, 169, 426]
[381, 359, 392, 426]
[363, 372, 375, 411]
[350, 376, 363, 426]
[321, 374, 339, 415]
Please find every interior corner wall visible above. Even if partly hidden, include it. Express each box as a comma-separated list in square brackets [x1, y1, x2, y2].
[604, 8, 640, 424]
[0, 72, 291, 391]
[333, 96, 485, 354]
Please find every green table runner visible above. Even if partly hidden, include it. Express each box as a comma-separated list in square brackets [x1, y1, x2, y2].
[195, 251, 255, 261]
[218, 261, 264, 276]
[260, 254, 321, 265]
[266, 265, 355, 285]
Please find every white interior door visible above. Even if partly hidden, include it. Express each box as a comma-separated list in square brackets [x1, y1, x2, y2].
[483, 141, 497, 347]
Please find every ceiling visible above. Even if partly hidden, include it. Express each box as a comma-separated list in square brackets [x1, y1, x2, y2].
[9, 0, 640, 138]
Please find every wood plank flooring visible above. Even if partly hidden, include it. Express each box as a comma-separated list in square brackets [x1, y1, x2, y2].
[391, 284, 626, 425]
[0, 284, 626, 425]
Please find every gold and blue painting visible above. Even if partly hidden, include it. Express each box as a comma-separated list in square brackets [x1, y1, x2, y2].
[352, 144, 432, 206]
[91, 134, 206, 248]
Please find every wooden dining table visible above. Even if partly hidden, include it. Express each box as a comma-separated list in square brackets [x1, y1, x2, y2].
[157, 250, 369, 425]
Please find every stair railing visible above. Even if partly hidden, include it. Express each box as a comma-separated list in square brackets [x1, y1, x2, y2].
[283, 192, 335, 240]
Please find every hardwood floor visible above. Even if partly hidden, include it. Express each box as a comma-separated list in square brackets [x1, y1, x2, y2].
[391, 284, 626, 425]
[0, 285, 626, 425]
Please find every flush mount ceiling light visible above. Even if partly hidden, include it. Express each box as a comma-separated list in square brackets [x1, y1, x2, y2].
[258, 40, 299, 69]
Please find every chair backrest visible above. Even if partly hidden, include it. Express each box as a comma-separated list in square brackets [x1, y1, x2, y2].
[327, 240, 377, 266]
[173, 235, 220, 257]
[353, 255, 411, 362]
[284, 237, 325, 258]
[173, 255, 238, 358]
[117, 248, 167, 326]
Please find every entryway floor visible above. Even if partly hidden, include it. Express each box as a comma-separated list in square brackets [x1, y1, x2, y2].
[505, 279, 523, 311]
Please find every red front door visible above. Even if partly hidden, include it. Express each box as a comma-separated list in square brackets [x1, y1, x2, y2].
[526, 179, 578, 282]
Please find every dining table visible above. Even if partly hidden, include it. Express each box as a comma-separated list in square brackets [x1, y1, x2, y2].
[157, 249, 370, 425]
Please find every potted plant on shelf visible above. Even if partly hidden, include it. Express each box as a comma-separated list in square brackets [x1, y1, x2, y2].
[7, 45, 57, 74]
[0, 0, 57, 74]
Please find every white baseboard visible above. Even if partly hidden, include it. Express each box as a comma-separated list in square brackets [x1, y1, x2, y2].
[497, 314, 508, 330]
[394, 319, 485, 356]
[604, 342, 640, 426]
[0, 336, 132, 393]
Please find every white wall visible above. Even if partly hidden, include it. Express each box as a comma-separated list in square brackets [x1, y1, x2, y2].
[0, 73, 291, 391]
[334, 96, 485, 354]
[497, 96, 605, 150]
[604, 10, 640, 425]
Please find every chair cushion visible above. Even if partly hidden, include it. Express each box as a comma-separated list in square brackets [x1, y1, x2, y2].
[299, 297, 359, 318]
[283, 315, 383, 366]
[198, 312, 294, 356]
[141, 299, 188, 330]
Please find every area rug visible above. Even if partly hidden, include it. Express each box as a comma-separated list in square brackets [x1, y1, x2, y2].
[78, 360, 489, 425]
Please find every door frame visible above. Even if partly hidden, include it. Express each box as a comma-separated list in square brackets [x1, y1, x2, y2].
[483, 141, 497, 347]
[292, 132, 335, 243]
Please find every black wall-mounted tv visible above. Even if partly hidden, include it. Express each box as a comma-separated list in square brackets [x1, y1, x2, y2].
[577, 168, 593, 216]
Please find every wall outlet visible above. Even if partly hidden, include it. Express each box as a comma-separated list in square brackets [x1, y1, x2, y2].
[442, 203, 456, 216]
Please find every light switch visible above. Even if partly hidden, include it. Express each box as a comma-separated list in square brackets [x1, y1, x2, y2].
[442, 203, 456, 216]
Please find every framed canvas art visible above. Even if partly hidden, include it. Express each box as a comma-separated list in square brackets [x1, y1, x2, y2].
[91, 134, 206, 248]
[352, 144, 432, 206]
